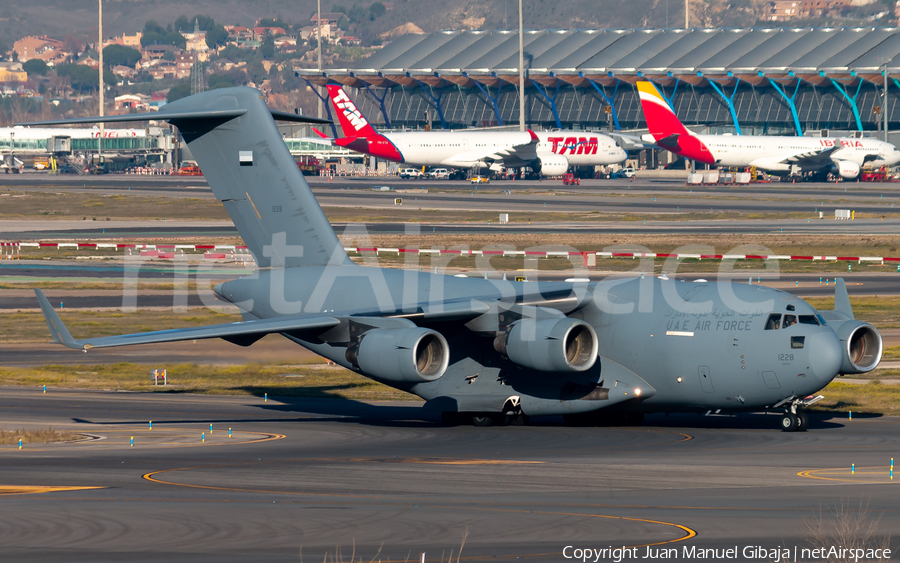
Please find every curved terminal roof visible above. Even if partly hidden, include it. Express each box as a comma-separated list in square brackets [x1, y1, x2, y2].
[299, 26, 900, 89]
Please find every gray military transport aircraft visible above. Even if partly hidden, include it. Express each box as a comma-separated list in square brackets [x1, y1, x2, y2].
[25, 87, 883, 431]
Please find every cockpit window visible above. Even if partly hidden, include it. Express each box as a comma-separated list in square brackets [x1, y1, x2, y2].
[783, 314, 797, 328]
[791, 336, 806, 349]
[798, 315, 820, 326]
[765, 313, 782, 330]
[816, 314, 827, 326]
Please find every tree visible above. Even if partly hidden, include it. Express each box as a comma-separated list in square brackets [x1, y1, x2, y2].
[167, 82, 191, 102]
[193, 15, 216, 31]
[260, 37, 275, 59]
[206, 24, 228, 49]
[174, 15, 191, 33]
[56, 64, 114, 92]
[369, 2, 386, 19]
[141, 30, 186, 50]
[143, 20, 165, 35]
[246, 60, 266, 85]
[338, 15, 350, 31]
[22, 59, 49, 76]
[163, 50, 176, 61]
[102, 45, 142, 69]
[259, 17, 289, 30]
[63, 34, 84, 56]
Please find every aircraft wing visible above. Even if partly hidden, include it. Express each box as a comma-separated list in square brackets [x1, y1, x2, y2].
[782, 146, 839, 167]
[300, 136, 335, 145]
[447, 130, 540, 167]
[35, 289, 340, 351]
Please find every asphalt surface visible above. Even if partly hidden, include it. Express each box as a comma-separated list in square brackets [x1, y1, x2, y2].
[5, 218, 900, 238]
[0, 387, 897, 562]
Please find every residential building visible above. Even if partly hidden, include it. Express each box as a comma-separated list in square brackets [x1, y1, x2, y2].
[182, 20, 210, 61]
[111, 65, 136, 79]
[142, 45, 177, 61]
[252, 27, 287, 42]
[175, 51, 197, 75]
[114, 93, 150, 110]
[0, 62, 27, 83]
[768, 0, 801, 19]
[77, 55, 100, 69]
[310, 13, 343, 27]
[13, 36, 69, 65]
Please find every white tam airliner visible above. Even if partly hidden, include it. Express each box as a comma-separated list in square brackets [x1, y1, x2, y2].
[637, 81, 900, 179]
[312, 85, 627, 177]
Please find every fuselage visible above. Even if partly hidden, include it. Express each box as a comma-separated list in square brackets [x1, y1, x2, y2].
[347, 130, 627, 168]
[690, 134, 900, 171]
[218, 268, 845, 417]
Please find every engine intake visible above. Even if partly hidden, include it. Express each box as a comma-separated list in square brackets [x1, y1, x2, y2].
[832, 160, 860, 180]
[348, 328, 449, 383]
[836, 321, 882, 373]
[495, 318, 598, 372]
[535, 153, 569, 177]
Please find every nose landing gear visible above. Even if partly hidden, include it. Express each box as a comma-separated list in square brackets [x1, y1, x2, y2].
[778, 395, 822, 432]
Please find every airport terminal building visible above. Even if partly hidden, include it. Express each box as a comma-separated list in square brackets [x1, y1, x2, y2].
[297, 27, 900, 137]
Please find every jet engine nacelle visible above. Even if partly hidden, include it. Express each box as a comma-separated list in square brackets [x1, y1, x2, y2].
[834, 320, 883, 374]
[833, 160, 860, 179]
[495, 318, 598, 372]
[535, 153, 569, 177]
[349, 328, 450, 383]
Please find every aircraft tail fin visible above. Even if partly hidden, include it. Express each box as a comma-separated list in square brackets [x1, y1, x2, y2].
[20, 88, 350, 269]
[326, 84, 381, 139]
[636, 81, 690, 140]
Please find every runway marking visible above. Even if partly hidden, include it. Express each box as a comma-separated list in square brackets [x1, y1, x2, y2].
[0, 486, 105, 496]
[0, 428, 284, 452]
[798, 467, 899, 484]
[398, 458, 544, 465]
[143, 462, 696, 561]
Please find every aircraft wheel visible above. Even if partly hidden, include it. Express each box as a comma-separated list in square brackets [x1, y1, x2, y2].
[796, 411, 809, 432]
[506, 413, 529, 426]
[781, 413, 799, 432]
[471, 414, 497, 427]
[441, 412, 461, 427]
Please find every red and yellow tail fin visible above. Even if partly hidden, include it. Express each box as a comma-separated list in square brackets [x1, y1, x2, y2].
[326, 84, 379, 139]
[636, 81, 714, 164]
[636, 81, 689, 140]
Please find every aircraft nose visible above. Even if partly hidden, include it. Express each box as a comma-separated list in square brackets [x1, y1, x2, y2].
[807, 330, 843, 381]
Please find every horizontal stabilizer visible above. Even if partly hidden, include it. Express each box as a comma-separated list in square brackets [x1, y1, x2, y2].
[35, 289, 339, 350]
[17, 108, 330, 127]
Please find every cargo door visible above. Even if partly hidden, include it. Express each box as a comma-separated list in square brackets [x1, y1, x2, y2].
[698, 365, 714, 393]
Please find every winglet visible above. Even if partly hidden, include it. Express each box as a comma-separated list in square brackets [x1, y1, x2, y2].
[834, 278, 854, 320]
[312, 127, 327, 138]
[527, 129, 539, 142]
[34, 289, 81, 349]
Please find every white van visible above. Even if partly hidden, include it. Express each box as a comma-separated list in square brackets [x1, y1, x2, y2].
[428, 168, 450, 179]
[399, 168, 423, 179]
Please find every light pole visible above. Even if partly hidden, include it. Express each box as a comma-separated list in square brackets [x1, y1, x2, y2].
[98, 0, 104, 170]
[685, 0, 689, 29]
[317, 0, 323, 119]
[884, 64, 889, 143]
[518, 0, 525, 131]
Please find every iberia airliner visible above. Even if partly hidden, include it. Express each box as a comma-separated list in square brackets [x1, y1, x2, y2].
[316, 85, 626, 177]
[636, 81, 900, 179]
